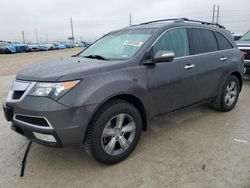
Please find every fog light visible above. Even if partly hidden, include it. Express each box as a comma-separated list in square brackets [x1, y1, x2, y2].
[33, 132, 56, 143]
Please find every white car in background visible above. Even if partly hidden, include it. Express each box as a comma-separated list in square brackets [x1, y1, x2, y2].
[45, 43, 55, 50]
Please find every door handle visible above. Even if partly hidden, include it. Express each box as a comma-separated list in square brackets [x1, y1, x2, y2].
[184, 64, 195, 70]
[220, 57, 228, 61]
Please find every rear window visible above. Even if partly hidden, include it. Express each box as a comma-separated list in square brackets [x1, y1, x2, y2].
[188, 28, 218, 55]
[215, 32, 233, 50]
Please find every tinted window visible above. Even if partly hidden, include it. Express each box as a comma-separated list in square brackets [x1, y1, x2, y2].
[153, 28, 189, 58]
[188, 28, 218, 55]
[215, 32, 233, 50]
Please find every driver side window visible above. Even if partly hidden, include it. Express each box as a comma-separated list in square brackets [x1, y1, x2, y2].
[153, 28, 189, 58]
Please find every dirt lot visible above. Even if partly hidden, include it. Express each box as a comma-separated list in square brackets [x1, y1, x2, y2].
[0, 49, 250, 188]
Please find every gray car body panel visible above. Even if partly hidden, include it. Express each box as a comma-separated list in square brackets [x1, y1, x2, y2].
[5, 22, 244, 147]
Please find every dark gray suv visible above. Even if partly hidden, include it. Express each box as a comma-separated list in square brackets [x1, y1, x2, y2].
[3, 18, 244, 164]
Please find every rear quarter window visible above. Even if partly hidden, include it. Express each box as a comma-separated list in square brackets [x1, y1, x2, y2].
[188, 28, 218, 55]
[215, 32, 233, 50]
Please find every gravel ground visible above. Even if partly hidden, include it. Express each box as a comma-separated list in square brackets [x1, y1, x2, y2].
[0, 49, 250, 188]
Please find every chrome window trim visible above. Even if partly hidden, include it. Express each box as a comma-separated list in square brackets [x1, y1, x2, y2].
[147, 26, 236, 61]
[174, 48, 236, 60]
[13, 113, 53, 130]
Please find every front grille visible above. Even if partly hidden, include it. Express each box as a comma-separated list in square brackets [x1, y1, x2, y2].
[15, 114, 50, 127]
[241, 49, 250, 60]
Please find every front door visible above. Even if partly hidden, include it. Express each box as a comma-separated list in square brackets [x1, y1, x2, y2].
[147, 27, 198, 118]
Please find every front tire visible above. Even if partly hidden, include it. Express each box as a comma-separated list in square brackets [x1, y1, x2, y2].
[84, 99, 142, 164]
[210, 75, 240, 112]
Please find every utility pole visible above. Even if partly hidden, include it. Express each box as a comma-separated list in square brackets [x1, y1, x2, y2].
[21, 31, 25, 43]
[216, 5, 220, 24]
[212, 4, 215, 23]
[129, 13, 132, 26]
[26, 33, 29, 42]
[35, 29, 38, 43]
[70, 17, 75, 43]
[46, 33, 48, 43]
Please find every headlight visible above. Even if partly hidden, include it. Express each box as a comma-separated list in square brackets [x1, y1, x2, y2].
[28, 80, 80, 100]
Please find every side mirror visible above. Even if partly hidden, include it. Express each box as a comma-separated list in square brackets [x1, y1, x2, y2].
[153, 51, 175, 63]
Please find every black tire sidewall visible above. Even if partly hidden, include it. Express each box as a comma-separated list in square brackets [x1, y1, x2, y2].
[91, 101, 142, 164]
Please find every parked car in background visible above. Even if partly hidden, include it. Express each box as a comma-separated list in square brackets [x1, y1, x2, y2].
[9, 42, 29, 53]
[37, 44, 49, 51]
[53, 42, 66, 50]
[232, 33, 243, 41]
[236, 31, 250, 74]
[3, 18, 244, 164]
[27, 43, 39, 52]
[74, 43, 83, 47]
[46, 43, 55, 50]
[80, 41, 92, 48]
[0, 42, 16, 54]
[63, 42, 74, 48]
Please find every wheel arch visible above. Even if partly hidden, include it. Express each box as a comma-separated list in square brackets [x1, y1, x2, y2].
[231, 71, 243, 92]
[88, 94, 148, 132]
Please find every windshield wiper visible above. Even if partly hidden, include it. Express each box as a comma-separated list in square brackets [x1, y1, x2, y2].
[84, 55, 109, 60]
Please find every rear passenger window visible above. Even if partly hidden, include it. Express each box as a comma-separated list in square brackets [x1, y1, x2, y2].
[215, 32, 233, 50]
[188, 28, 218, 55]
[153, 28, 189, 58]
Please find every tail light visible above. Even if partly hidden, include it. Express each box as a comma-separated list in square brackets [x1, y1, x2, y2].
[240, 51, 246, 60]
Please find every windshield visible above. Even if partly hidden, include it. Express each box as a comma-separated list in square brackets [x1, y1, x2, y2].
[240, 31, 250, 41]
[79, 28, 156, 60]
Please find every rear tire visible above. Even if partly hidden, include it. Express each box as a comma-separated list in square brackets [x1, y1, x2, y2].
[84, 99, 142, 164]
[210, 75, 240, 112]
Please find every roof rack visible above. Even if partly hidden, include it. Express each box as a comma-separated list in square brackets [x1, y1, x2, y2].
[139, 18, 225, 29]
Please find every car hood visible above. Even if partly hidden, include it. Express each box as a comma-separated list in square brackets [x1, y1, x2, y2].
[16, 57, 122, 82]
[236, 40, 250, 46]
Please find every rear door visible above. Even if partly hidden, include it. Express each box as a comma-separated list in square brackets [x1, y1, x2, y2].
[147, 28, 199, 117]
[187, 28, 224, 101]
[214, 31, 237, 69]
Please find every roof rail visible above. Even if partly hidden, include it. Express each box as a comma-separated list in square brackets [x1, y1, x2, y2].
[139, 18, 186, 25]
[139, 18, 225, 29]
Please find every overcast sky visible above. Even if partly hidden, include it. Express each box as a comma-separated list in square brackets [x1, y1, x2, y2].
[0, 0, 249, 42]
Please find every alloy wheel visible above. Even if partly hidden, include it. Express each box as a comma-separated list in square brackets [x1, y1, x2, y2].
[224, 80, 238, 106]
[101, 113, 136, 156]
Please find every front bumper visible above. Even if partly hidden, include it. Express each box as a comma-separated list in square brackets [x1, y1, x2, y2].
[4, 96, 97, 147]
[244, 60, 250, 74]
[11, 121, 63, 147]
